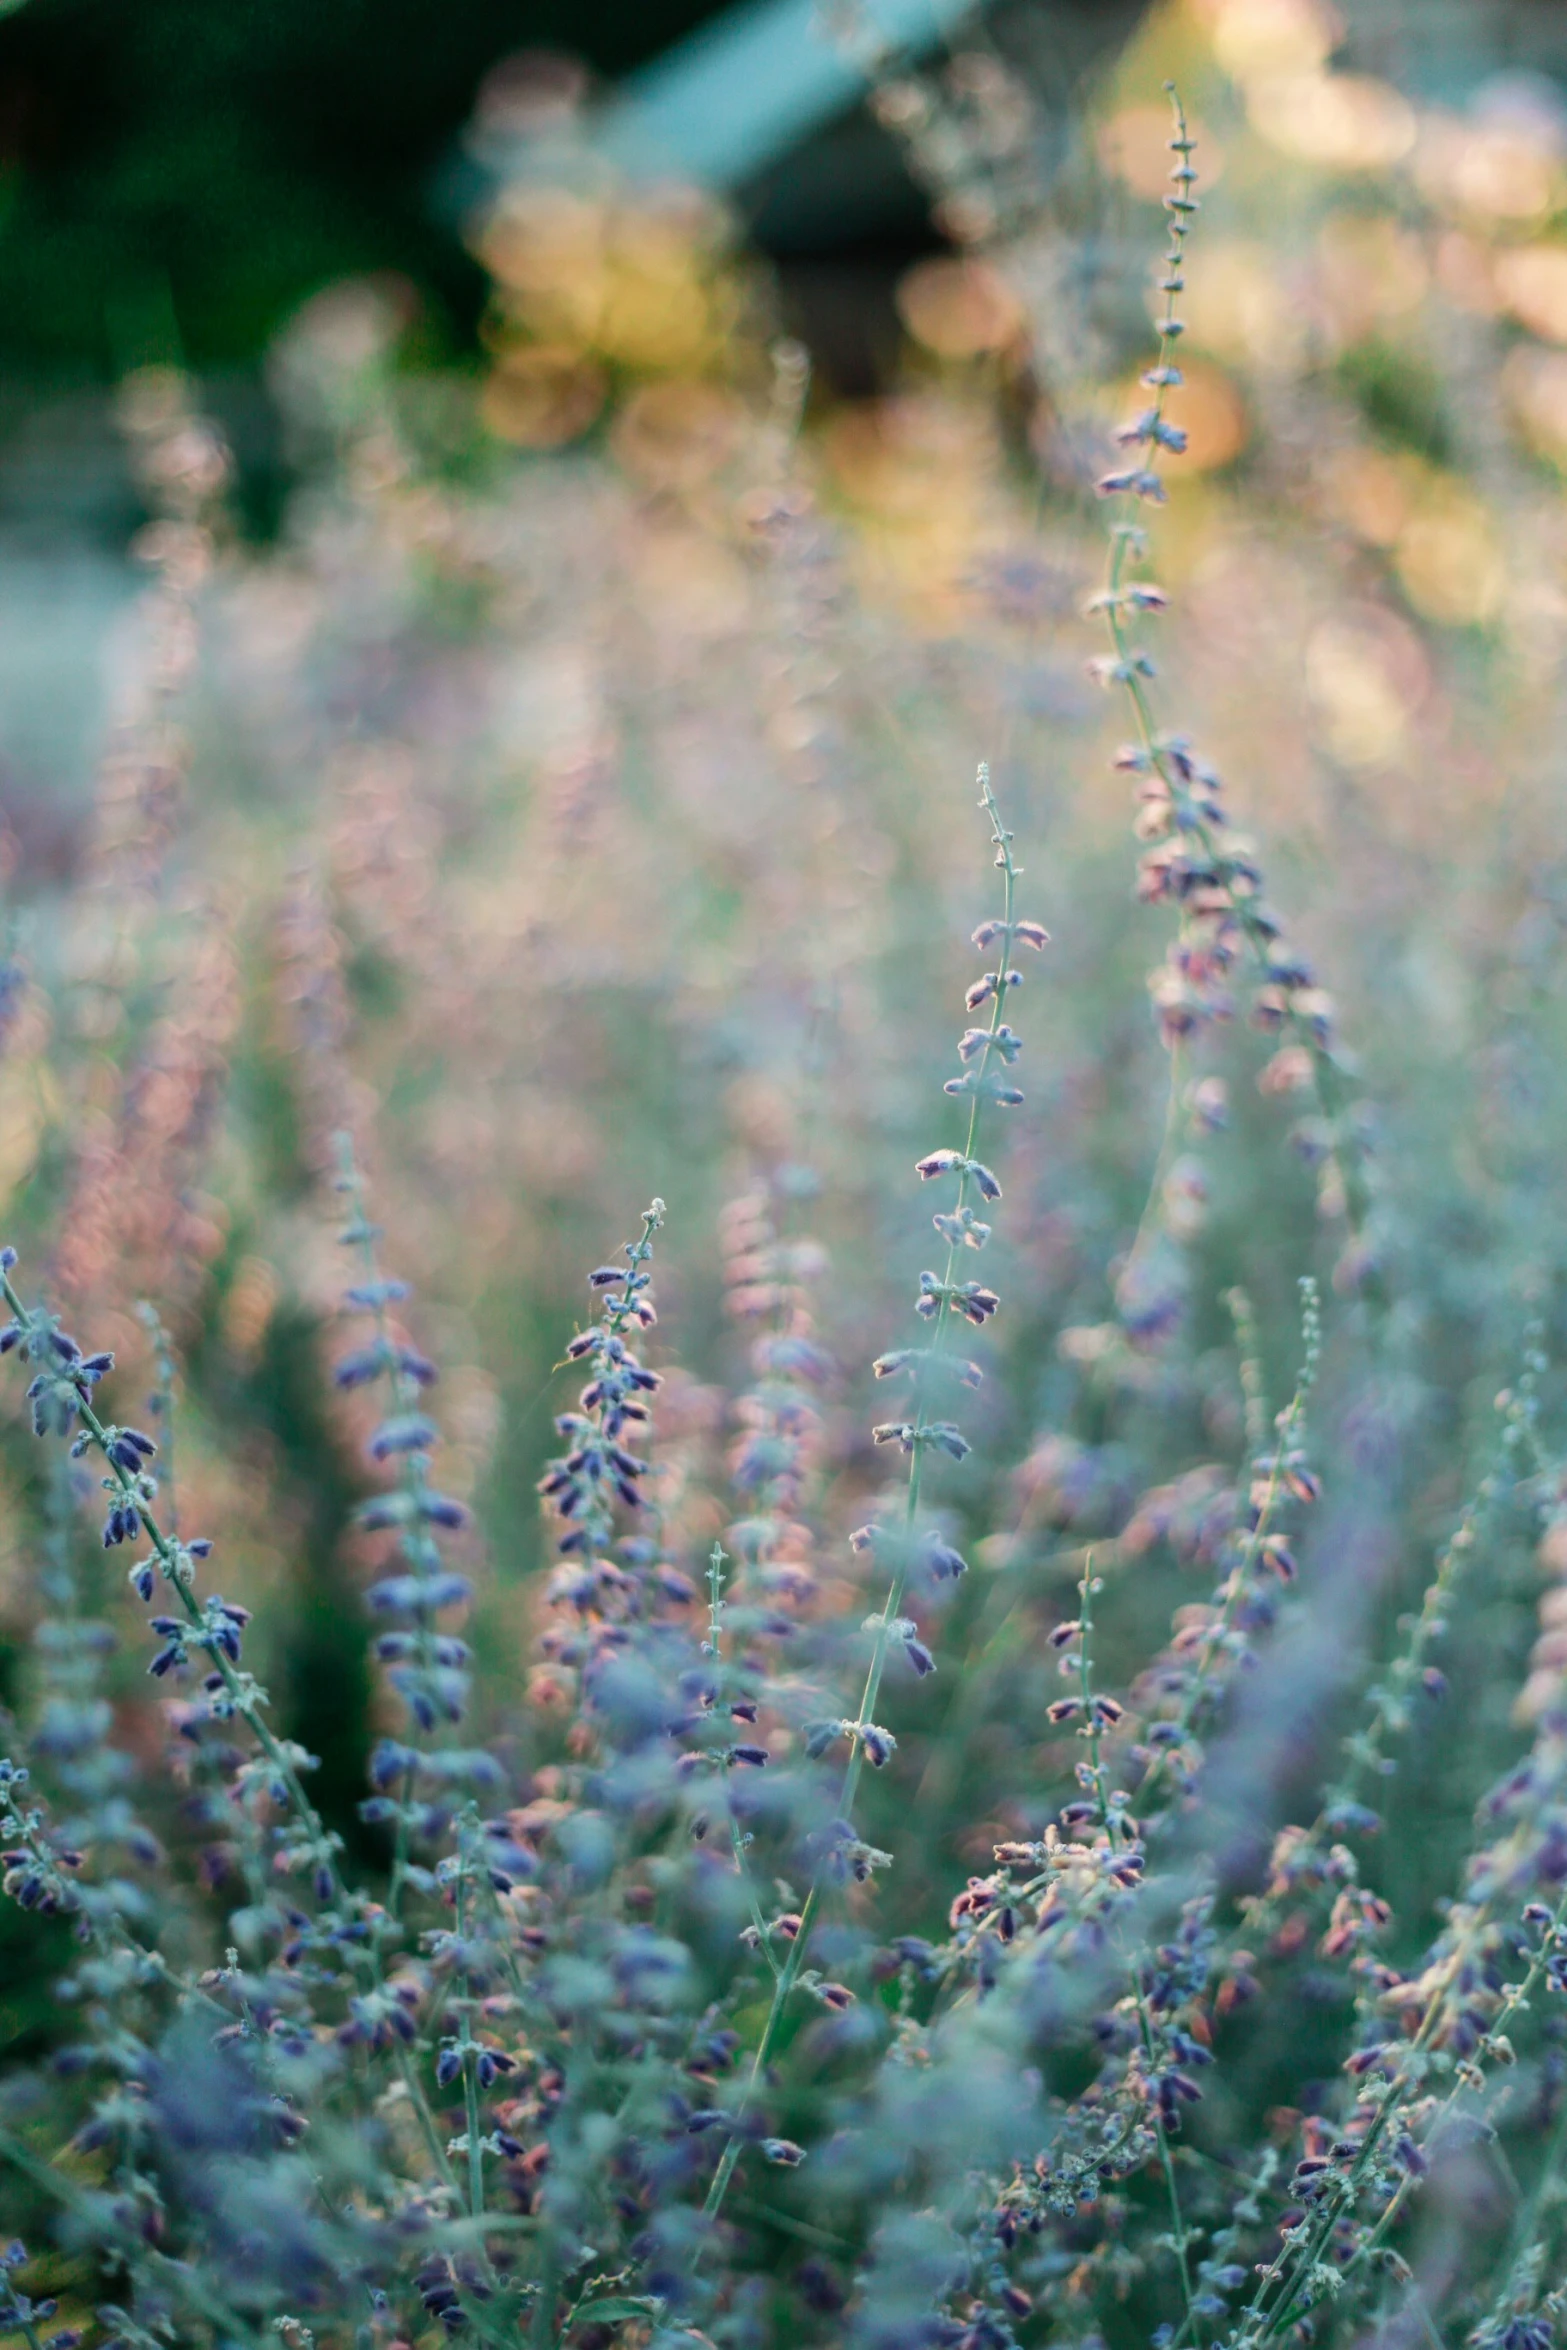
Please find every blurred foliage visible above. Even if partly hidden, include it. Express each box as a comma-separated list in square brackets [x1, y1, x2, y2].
[3, 0, 1567, 2338]
[0, 0, 727, 373]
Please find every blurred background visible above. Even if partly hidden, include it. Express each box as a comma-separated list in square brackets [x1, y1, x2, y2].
[5, 0, 1567, 2061]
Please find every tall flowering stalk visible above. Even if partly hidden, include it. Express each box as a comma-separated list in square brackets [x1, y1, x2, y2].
[1093, 90, 1376, 1294]
[536, 1203, 666, 1671]
[528, 1207, 743, 2337]
[699, 767, 1046, 2231]
[28, 1460, 161, 1915]
[332, 1136, 485, 1925]
[0, 1248, 347, 1936]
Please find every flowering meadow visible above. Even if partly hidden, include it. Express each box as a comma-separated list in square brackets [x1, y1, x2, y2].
[3, 1, 1567, 2344]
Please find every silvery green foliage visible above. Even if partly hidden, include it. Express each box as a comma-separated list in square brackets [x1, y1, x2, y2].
[0, 99, 1566, 2350]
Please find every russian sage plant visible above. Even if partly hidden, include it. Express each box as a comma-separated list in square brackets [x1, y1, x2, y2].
[0, 83, 1565, 2350]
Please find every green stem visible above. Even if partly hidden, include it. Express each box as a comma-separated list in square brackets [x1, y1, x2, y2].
[1122, 1039, 1185, 1265]
[3, 2298, 43, 2350]
[701, 774, 1021, 2233]
[1078, 1567, 1200, 2340]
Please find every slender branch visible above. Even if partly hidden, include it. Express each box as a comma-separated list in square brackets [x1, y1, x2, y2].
[702, 770, 1027, 2232]
[1093, 87, 1372, 1254]
[1077, 1563, 1200, 2340]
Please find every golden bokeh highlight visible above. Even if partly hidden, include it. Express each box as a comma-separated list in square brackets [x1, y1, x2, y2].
[1097, 103, 1225, 201]
[474, 181, 746, 449]
[1246, 71, 1417, 173]
[895, 257, 1028, 360]
[1392, 491, 1504, 628]
[1193, 0, 1339, 81]
[1494, 242, 1567, 345]
[1414, 114, 1565, 227]
[1304, 605, 1427, 769]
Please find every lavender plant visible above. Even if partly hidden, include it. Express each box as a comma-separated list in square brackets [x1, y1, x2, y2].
[3, 62, 1567, 2350]
[0, 775, 1561, 2346]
